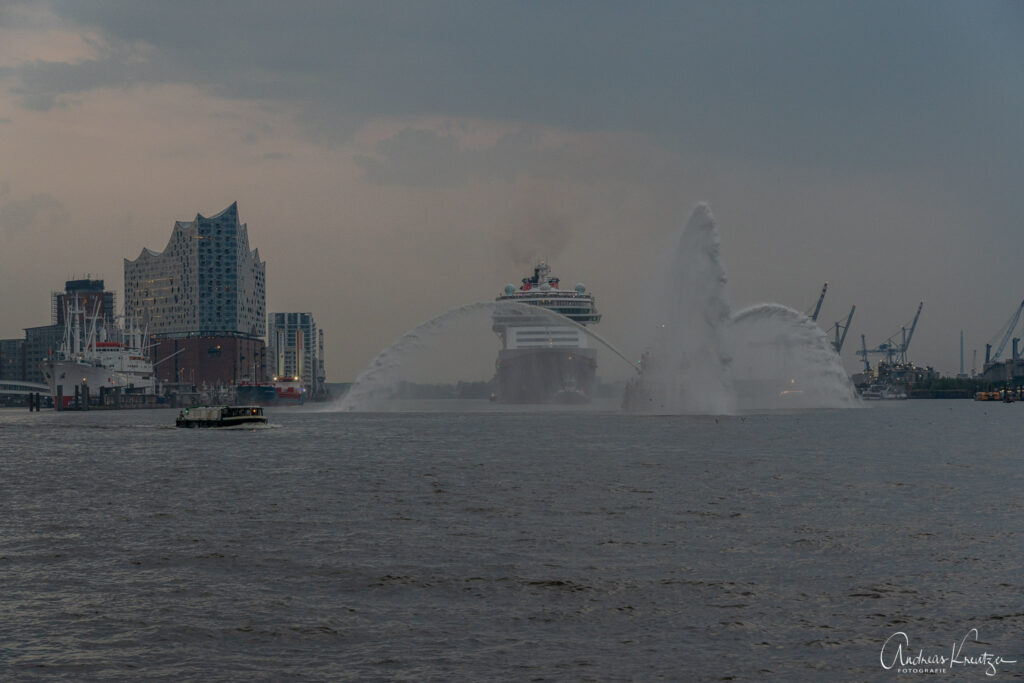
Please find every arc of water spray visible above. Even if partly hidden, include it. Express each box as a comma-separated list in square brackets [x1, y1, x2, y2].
[338, 301, 638, 411]
[729, 302, 860, 408]
[517, 303, 641, 375]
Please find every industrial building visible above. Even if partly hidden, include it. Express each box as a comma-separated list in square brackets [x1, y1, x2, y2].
[975, 300, 1024, 385]
[150, 334, 266, 388]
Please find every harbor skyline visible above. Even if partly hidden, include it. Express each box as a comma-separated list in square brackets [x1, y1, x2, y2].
[1, 2, 1022, 380]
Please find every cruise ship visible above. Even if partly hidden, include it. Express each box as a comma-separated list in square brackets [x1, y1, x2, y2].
[492, 262, 602, 403]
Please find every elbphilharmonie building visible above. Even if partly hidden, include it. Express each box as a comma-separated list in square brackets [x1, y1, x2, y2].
[124, 203, 267, 387]
[124, 202, 266, 337]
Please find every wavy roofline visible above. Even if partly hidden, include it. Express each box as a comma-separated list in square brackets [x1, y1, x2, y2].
[125, 202, 244, 264]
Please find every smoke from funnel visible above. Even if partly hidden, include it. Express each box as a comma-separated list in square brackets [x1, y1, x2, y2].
[498, 205, 573, 269]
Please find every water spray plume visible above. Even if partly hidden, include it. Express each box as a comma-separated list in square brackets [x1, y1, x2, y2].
[336, 202, 857, 415]
[625, 203, 858, 414]
[626, 203, 735, 414]
[335, 302, 637, 412]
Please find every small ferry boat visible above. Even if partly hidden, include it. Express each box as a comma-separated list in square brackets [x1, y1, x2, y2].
[974, 391, 1003, 402]
[175, 405, 267, 428]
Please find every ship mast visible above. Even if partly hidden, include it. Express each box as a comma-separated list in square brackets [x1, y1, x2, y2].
[71, 296, 81, 357]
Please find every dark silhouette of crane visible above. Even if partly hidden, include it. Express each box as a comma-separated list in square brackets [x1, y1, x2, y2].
[806, 283, 854, 353]
[985, 299, 1024, 364]
[831, 305, 855, 354]
[808, 283, 827, 322]
[856, 301, 924, 369]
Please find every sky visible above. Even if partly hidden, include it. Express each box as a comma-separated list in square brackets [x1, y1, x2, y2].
[1, 1, 1022, 381]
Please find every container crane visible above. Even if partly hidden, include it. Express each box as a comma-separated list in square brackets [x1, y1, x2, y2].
[985, 299, 1024, 363]
[856, 301, 924, 368]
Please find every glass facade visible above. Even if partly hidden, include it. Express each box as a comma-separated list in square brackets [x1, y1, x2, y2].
[268, 312, 326, 396]
[124, 203, 265, 338]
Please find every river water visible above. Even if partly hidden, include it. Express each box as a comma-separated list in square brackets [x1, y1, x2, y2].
[2, 401, 1023, 681]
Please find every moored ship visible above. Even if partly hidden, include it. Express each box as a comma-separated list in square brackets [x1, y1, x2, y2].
[235, 376, 306, 406]
[492, 262, 602, 403]
[40, 298, 157, 409]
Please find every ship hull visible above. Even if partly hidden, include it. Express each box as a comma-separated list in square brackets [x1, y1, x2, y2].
[236, 383, 306, 406]
[41, 359, 156, 409]
[494, 348, 597, 403]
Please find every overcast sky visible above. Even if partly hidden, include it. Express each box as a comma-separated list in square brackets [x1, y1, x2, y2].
[1, 1, 1022, 380]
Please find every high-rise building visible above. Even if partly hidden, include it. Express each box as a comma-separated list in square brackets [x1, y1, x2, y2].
[268, 312, 327, 396]
[53, 279, 115, 329]
[124, 202, 265, 337]
[124, 203, 267, 387]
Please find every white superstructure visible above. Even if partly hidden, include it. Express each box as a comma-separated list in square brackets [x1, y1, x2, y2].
[41, 297, 157, 408]
[492, 261, 602, 402]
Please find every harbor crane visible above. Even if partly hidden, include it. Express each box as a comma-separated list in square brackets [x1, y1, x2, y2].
[808, 283, 828, 322]
[806, 283, 854, 353]
[985, 299, 1024, 363]
[859, 334, 872, 372]
[831, 305, 855, 354]
[856, 301, 924, 369]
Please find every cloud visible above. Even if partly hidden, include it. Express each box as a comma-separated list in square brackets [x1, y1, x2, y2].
[0, 182, 69, 235]
[4, 2, 1017, 173]
[355, 127, 540, 187]
[5, 39, 161, 110]
[497, 200, 574, 271]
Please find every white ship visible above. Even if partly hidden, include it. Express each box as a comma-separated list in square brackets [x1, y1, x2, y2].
[492, 261, 602, 403]
[40, 298, 157, 409]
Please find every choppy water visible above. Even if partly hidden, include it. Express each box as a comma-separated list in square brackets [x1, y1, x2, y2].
[3, 401, 1024, 681]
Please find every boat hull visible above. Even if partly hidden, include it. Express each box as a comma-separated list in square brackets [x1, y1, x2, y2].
[175, 416, 267, 428]
[494, 348, 597, 403]
[235, 383, 305, 406]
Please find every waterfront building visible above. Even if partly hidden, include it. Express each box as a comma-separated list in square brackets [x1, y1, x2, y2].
[151, 335, 266, 388]
[124, 203, 267, 388]
[0, 338, 25, 381]
[268, 312, 327, 396]
[124, 202, 265, 338]
[23, 324, 63, 383]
